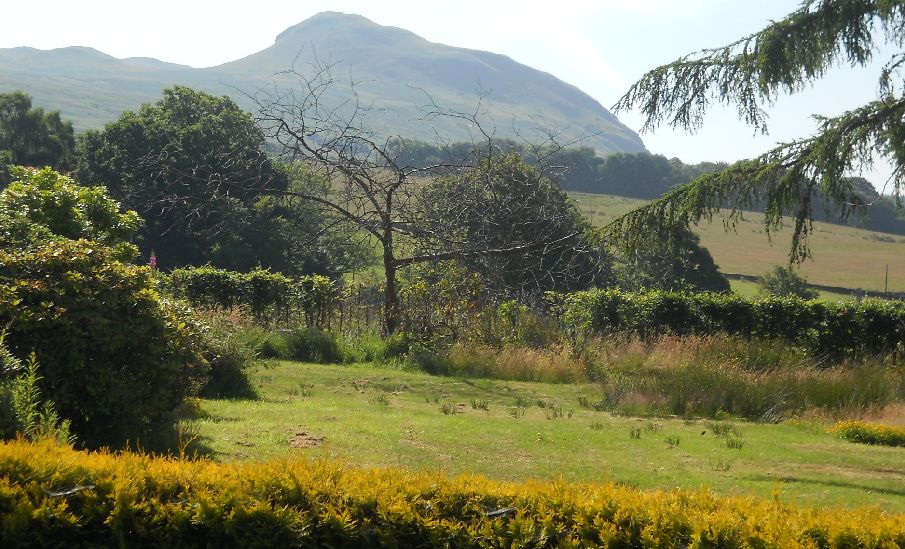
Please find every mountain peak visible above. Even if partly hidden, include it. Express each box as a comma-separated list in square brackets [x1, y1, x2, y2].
[273, 12, 422, 48]
[276, 12, 378, 43]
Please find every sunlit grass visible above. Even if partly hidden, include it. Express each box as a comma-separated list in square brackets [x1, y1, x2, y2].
[185, 360, 905, 512]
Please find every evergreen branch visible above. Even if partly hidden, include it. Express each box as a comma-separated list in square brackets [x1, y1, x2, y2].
[614, 0, 905, 133]
[603, 95, 905, 263]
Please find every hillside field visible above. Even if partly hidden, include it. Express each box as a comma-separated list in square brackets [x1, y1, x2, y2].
[572, 192, 905, 295]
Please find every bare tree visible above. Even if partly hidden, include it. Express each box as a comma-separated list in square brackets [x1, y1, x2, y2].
[252, 61, 605, 333]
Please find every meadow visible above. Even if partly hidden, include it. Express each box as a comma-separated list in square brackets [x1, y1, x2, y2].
[184, 359, 905, 513]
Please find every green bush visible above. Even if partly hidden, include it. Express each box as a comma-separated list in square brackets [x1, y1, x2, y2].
[0, 166, 140, 260]
[255, 331, 293, 359]
[339, 331, 388, 363]
[0, 240, 208, 448]
[383, 331, 413, 358]
[199, 327, 259, 400]
[758, 265, 819, 300]
[284, 327, 345, 364]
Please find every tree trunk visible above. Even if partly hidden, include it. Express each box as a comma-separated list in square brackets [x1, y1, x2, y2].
[381, 198, 400, 334]
[382, 242, 400, 335]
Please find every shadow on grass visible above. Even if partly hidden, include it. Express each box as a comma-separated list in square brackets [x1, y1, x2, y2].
[744, 473, 905, 498]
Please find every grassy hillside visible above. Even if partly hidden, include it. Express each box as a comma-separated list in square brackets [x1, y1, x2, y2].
[185, 360, 905, 513]
[572, 192, 905, 295]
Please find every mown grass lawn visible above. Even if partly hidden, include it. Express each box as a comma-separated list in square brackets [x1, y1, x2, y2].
[186, 360, 905, 513]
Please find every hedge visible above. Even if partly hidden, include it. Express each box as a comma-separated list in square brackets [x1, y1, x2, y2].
[166, 266, 340, 326]
[0, 440, 902, 547]
[562, 289, 905, 358]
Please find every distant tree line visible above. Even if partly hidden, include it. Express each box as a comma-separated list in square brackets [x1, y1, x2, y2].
[387, 139, 905, 236]
[0, 87, 733, 321]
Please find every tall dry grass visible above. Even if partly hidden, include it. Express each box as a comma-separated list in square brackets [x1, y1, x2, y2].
[591, 334, 905, 420]
[443, 343, 587, 383]
[434, 334, 905, 421]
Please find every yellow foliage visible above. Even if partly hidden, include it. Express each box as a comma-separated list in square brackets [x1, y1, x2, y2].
[831, 420, 905, 447]
[0, 439, 902, 546]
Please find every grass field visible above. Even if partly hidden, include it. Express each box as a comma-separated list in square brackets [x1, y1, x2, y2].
[572, 192, 905, 294]
[186, 360, 905, 513]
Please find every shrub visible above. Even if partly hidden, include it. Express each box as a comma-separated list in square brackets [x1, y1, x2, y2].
[199, 330, 259, 400]
[166, 266, 339, 325]
[284, 327, 345, 364]
[0, 439, 903, 547]
[255, 331, 293, 359]
[758, 265, 819, 300]
[0, 166, 140, 260]
[340, 331, 388, 363]
[0, 240, 208, 448]
[831, 420, 905, 447]
[188, 308, 260, 399]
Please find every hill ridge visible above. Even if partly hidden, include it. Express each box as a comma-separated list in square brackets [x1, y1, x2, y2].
[0, 12, 644, 155]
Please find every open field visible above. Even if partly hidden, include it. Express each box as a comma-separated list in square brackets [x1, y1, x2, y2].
[186, 360, 905, 513]
[572, 192, 905, 294]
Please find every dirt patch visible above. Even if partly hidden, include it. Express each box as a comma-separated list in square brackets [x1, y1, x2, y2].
[289, 430, 325, 448]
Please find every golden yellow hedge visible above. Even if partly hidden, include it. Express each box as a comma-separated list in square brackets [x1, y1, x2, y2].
[0, 440, 902, 547]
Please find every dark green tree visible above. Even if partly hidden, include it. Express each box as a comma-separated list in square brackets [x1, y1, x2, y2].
[616, 227, 730, 293]
[74, 86, 351, 274]
[0, 91, 75, 184]
[74, 86, 281, 268]
[608, 0, 905, 263]
[418, 154, 613, 299]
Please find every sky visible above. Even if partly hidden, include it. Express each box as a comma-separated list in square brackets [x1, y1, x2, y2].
[2, 0, 896, 188]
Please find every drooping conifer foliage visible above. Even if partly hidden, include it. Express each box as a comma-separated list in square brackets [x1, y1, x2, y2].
[609, 0, 905, 262]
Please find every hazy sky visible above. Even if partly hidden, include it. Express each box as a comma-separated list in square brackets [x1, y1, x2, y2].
[2, 0, 896, 187]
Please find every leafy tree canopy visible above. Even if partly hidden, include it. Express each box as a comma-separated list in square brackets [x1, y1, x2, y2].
[0, 91, 75, 184]
[74, 86, 354, 275]
[608, 0, 905, 263]
[418, 154, 614, 299]
[0, 166, 140, 261]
